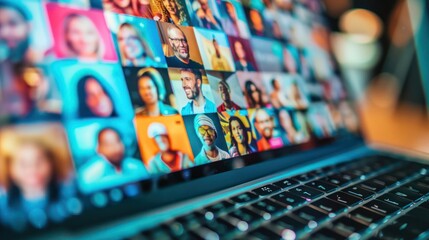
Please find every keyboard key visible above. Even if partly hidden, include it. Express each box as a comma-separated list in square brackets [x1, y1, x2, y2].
[310, 228, 346, 240]
[377, 193, 413, 209]
[372, 174, 398, 187]
[288, 185, 324, 201]
[229, 207, 261, 226]
[293, 206, 329, 223]
[220, 215, 250, 232]
[327, 191, 362, 206]
[271, 191, 305, 209]
[252, 185, 281, 196]
[248, 226, 282, 240]
[251, 199, 284, 215]
[359, 180, 386, 192]
[205, 201, 235, 216]
[364, 200, 400, 216]
[273, 178, 299, 189]
[333, 216, 368, 237]
[203, 218, 236, 236]
[293, 173, 316, 182]
[306, 180, 338, 193]
[419, 200, 429, 210]
[322, 174, 351, 187]
[175, 213, 204, 230]
[404, 181, 429, 195]
[349, 207, 385, 225]
[311, 198, 347, 215]
[161, 222, 187, 238]
[191, 226, 220, 240]
[271, 215, 307, 232]
[379, 215, 429, 239]
[230, 192, 259, 204]
[344, 186, 375, 200]
[406, 207, 429, 220]
[391, 186, 423, 201]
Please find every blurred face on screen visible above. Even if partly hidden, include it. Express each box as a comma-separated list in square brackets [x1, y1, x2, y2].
[231, 120, 245, 144]
[225, 2, 237, 21]
[138, 76, 158, 105]
[10, 142, 53, 197]
[168, 27, 189, 61]
[198, 125, 216, 147]
[234, 41, 246, 60]
[162, 0, 178, 16]
[198, 0, 209, 10]
[113, 0, 131, 8]
[284, 49, 297, 73]
[98, 129, 125, 165]
[250, 9, 264, 33]
[84, 78, 114, 117]
[218, 82, 231, 102]
[154, 135, 171, 152]
[250, 84, 261, 104]
[118, 25, 144, 61]
[181, 70, 200, 100]
[0, 6, 30, 53]
[65, 15, 100, 59]
[255, 110, 273, 139]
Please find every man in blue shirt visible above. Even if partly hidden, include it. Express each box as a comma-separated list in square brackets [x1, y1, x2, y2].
[180, 68, 216, 115]
[79, 127, 149, 192]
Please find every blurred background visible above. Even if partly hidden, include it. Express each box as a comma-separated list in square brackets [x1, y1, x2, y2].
[322, 0, 429, 156]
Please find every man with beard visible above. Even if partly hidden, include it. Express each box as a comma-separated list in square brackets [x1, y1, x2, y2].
[193, 114, 230, 165]
[147, 122, 194, 174]
[180, 68, 216, 115]
[253, 109, 284, 151]
[165, 25, 203, 69]
[80, 128, 149, 186]
[216, 80, 242, 112]
[210, 37, 232, 71]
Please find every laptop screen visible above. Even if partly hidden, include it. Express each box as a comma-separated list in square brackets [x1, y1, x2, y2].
[0, 0, 359, 232]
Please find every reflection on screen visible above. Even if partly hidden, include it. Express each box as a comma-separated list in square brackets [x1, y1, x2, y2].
[0, 0, 358, 231]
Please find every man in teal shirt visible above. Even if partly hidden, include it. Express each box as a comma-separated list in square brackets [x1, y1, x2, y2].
[180, 68, 216, 115]
[79, 128, 149, 192]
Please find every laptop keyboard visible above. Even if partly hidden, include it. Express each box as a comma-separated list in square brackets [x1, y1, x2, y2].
[135, 156, 429, 240]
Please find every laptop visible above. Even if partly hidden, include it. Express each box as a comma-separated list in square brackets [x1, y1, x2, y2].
[0, 0, 428, 239]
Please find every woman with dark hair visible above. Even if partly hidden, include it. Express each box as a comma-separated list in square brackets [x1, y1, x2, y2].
[117, 23, 159, 67]
[228, 116, 256, 157]
[76, 75, 117, 118]
[154, 0, 189, 25]
[0, 140, 74, 227]
[244, 80, 265, 109]
[135, 68, 178, 117]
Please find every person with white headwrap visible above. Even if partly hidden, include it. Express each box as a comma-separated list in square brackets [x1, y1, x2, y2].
[147, 122, 193, 174]
[193, 114, 230, 165]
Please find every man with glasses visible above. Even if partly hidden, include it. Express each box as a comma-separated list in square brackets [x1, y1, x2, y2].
[193, 114, 230, 165]
[166, 24, 203, 68]
[217, 80, 242, 112]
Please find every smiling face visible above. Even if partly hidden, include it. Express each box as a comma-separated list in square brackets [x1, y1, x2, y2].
[10, 143, 53, 195]
[198, 125, 216, 147]
[138, 76, 158, 105]
[84, 78, 114, 117]
[65, 15, 99, 59]
[254, 110, 273, 139]
[162, 0, 178, 15]
[118, 25, 144, 61]
[231, 119, 245, 144]
[181, 70, 200, 100]
[168, 27, 189, 61]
